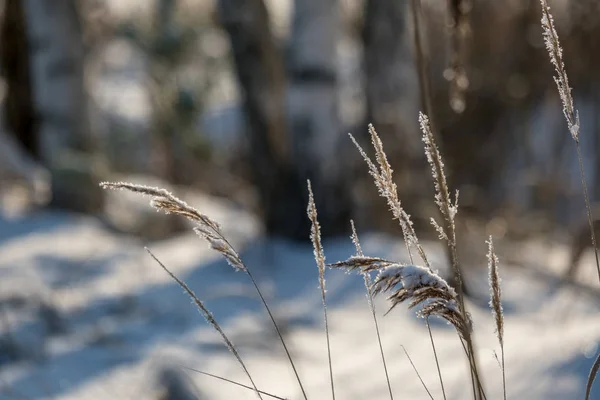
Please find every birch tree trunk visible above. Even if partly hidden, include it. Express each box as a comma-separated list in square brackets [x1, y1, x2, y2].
[21, 0, 103, 212]
[287, 0, 351, 237]
[361, 0, 424, 232]
[363, 0, 407, 142]
[219, 0, 350, 239]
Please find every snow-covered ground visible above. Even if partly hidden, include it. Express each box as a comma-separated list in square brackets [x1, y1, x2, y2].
[0, 191, 599, 400]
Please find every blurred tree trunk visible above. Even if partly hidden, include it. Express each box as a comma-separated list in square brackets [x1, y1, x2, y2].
[363, 0, 408, 147]
[1, 0, 38, 158]
[218, 0, 350, 239]
[361, 0, 423, 231]
[21, 0, 103, 212]
[288, 0, 351, 237]
[148, 0, 182, 185]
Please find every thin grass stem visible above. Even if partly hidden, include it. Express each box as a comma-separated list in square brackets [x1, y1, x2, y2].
[245, 269, 308, 400]
[180, 366, 289, 400]
[145, 248, 263, 400]
[575, 144, 600, 283]
[307, 181, 335, 400]
[426, 319, 447, 400]
[401, 345, 435, 400]
[349, 220, 393, 399]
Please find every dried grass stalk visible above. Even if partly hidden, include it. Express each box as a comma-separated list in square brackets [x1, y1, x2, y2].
[181, 366, 289, 400]
[145, 248, 263, 400]
[486, 237, 505, 400]
[100, 181, 308, 400]
[418, 114, 486, 399]
[350, 221, 394, 400]
[539, 0, 579, 141]
[486, 237, 503, 347]
[349, 127, 431, 269]
[539, 3, 600, 397]
[307, 180, 335, 400]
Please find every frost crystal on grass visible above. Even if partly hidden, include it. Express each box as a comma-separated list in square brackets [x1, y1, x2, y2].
[540, 0, 579, 141]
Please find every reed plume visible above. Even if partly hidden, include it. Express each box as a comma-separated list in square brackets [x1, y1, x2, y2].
[349, 126, 430, 269]
[100, 181, 308, 400]
[329, 258, 471, 342]
[306, 180, 335, 400]
[486, 237, 505, 400]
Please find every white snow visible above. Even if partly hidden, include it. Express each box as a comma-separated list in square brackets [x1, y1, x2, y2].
[0, 199, 599, 400]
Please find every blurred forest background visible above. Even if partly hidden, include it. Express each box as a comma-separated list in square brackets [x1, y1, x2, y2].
[1, 0, 600, 265]
[2, 1, 600, 398]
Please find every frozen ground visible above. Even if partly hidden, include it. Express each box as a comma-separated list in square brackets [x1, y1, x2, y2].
[0, 191, 599, 400]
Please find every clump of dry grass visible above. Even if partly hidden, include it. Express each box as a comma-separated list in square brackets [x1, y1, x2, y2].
[96, 2, 600, 399]
[348, 119, 485, 399]
[100, 181, 307, 400]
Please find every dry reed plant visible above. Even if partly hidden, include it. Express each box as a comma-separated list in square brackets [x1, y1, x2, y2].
[538, 1, 600, 397]
[306, 180, 335, 400]
[181, 366, 288, 400]
[95, 4, 600, 397]
[349, 126, 430, 269]
[486, 237, 505, 400]
[329, 257, 471, 342]
[350, 220, 394, 400]
[420, 112, 486, 400]
[99, 182, 306, 400]
[348, 119, 485, 399]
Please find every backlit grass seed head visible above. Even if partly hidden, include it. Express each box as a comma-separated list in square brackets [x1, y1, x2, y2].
[486, 237, 504, 346]
[100, 181, 245, 272]
[349, 126, 431, 269]
[540, 0, 579, 141]
[331, 257, 471, 339]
